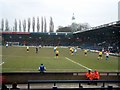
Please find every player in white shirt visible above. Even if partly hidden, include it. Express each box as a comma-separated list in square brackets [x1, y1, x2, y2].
[54, 46, 58, 53]
[74, 47, 77, 55]
[106, 51, 109, 60]
[6, 43, 8, 48]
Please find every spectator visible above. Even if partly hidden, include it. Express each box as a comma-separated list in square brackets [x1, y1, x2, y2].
[93, 70, 100, 85]
[93, 70, 100, 80]
[85, 70, 93, 80]
[85, 70, 93, 85]
[38, 64, 46, 73]
[10, 82, 20, 90]
[2, 83, 9, 90]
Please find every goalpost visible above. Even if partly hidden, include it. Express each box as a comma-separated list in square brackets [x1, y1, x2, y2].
[7, 42, 20, 46]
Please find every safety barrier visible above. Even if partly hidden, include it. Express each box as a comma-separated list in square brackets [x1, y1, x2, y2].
[28, 80, 120, 90]
[2, 72, 120, 84]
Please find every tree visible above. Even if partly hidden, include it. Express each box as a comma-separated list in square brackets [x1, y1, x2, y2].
[71, 23, 78, 32]
[41, 17, 43, 32]
[14, 19, 17, 32]
[32, 17, 35, 32]
[77, 23, 91, 31]
[19, 20, 21, 32]
[5, 19, 9, 31]
[44, 17, 47, 32]
[1, 18, 4, 31]
[23, 19, 26, 32]
[37, 17, 40, 32]
[28, 18, 31, 32]
[56, 26, 72, 32]
[49, 17, 54, 32]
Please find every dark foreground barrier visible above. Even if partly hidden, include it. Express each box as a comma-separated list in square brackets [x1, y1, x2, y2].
[2, 72, 120, 84]
[28, 80, 120, 90]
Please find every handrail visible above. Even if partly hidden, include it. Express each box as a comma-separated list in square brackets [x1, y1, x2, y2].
[2, 72, 120, 74]
[28, 80, 120, 90]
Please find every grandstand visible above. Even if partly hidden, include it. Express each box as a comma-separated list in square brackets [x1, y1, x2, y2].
[2, 32, 73, 46]
[2, 21, 120, 53]
[73, 21, 120, 53]
[1, 20, 120, 89]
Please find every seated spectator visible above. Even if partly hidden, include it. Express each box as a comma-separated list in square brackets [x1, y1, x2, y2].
[85, 70, 93, 80]
[92, 70, 100, 85]
[93, 70, 100, 80]
[10, 82, 20, 90]
[38, 64, 46, 73]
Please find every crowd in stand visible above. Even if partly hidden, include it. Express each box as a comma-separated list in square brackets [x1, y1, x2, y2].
[2, 25, 120, 54]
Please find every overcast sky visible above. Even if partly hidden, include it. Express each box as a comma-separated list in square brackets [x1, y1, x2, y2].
[0, 0, 120, 32]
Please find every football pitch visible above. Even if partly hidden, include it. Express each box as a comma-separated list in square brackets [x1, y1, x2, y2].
[2, 46, 119, 72]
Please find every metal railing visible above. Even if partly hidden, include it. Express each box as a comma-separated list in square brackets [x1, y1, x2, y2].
[28, 80, 120, 90]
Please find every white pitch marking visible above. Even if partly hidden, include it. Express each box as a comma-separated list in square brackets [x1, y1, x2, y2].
[65, 57, 92, 70]
[0, 62, 4, 65]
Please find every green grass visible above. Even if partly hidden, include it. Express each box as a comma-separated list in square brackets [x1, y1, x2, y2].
[2, 46, 119, 72]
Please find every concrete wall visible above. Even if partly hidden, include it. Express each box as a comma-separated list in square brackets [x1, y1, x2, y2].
[1, 72, 120, 84]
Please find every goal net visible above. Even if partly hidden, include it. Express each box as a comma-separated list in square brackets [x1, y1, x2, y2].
[7, 42, 20, 46]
